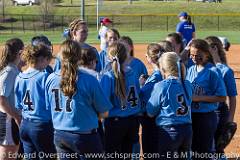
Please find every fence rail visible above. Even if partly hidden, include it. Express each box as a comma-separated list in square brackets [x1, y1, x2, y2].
[1, 14, 240, 33]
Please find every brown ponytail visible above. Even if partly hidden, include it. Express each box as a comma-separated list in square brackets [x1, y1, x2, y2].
[108, 42, 127, 105]
[0, 38, 24, 71]
[59, 40, 81, 98]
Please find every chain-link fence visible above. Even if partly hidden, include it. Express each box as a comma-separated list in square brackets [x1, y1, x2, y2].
[1, 14, 240, 33]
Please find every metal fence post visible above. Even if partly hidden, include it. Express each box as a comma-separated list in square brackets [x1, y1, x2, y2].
[11, 21, 13, 34]
[218, 16, 220, 31]
[52, 15, 54, 32]
[43, 15, 45, 31]
[22, 15, 25, 33]
[140, 15, 142, 31]
[112, 15, 114, 28]
[61, 15, 64, 32]
[166, 16, 169, 31]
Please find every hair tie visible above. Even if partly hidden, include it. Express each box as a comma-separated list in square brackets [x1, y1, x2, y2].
[63, 28, 70, 38]
[112, 56, 121, 73]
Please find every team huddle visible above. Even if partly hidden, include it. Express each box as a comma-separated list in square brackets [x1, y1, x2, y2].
[0, 16, 238, 160]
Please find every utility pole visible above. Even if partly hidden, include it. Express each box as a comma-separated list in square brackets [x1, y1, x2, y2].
[81, 0, 85, 20]
[2, 0, 5, 18]
[97, 0, 99, 30]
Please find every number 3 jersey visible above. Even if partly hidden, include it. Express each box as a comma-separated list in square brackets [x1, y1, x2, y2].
[146, 77, 193, 126]
[15, 68, 51, 121]
[45, 69, 112, 132]
[100, 68, 141, 118]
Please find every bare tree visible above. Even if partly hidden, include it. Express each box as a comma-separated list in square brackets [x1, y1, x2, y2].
[0, 0, 6, 19]
[39, 0, 55, 17]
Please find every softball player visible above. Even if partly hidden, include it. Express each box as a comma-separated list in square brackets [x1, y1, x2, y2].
[119, 36, 148, 79]
[55, 19, 101, 72]
[14, 44, 56, 158]
[79, 48, 106, 149]
[99, 28, 120, 72]
[186, 39, 226, 158]
[119, 36, 148, 160]
[100, 41, 140, 159]
[45, 40, 112, 159]
[140, 43, 163, 157]
[146, 52, 192, 159]
[0, 38, 23, 160]
[205, 36, 238, 155]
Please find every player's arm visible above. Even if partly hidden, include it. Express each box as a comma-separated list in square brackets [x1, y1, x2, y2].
[192, 24, 196, 39]
[0, 96, 21, 126]
[192, 32, 196, 39]
[228, 96, 236, 122]
[192, 95, 226, 103]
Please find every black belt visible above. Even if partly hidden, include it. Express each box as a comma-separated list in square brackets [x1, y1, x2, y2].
[107, 115, 137, 121]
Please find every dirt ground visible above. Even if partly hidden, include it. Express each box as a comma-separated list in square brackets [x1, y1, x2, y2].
[52, 44, 240, 157]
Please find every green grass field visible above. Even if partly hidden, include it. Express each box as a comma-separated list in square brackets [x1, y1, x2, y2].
[1, 30, 240, 44]
[3, 0, 240, 15]
[1, 0, 240, 44]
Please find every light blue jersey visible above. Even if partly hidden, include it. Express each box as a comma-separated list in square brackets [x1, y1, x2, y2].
[100, 68, 141, 117]
[186, 63, 226, 113]
[15, 68, 51, 121]
[129, 58, 148, 79]
[99, 50, 110, 72]
[53, 43, 101, 72]
[140, 70, 163, 112]
[146, 77, 192, 126]
[53, 57, 61, 72]
[45, 69, 112, 132]
[216, 63, 237, 96]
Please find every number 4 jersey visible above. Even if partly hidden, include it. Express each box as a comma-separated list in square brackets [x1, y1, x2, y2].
[146, 77, 193, 126]
[15, 68, 51, 121]
[100, 67, 141, 118]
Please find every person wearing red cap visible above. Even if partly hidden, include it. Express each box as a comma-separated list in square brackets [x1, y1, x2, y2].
[176, 12, 196, 46]
[98, 17, 112, 51]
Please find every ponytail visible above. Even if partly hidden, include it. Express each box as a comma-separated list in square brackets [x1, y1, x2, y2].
[59, 40, 81, 98]
[108, 42, 128, 106]
[187, 15, 192, 25]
